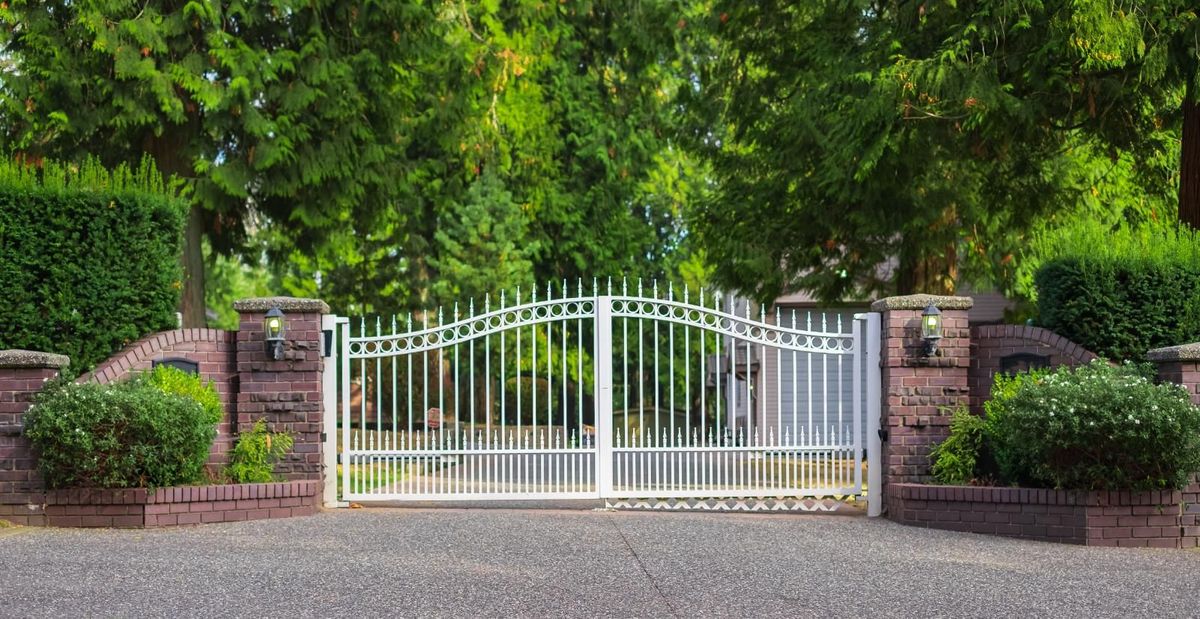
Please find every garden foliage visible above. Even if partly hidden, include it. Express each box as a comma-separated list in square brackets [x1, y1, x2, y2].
[226, 419, 293, 484]
[0, 157, 184, 370]
[24, 366, 220, 489]
[932, 362, 1200, 491]
[1035, 222, 1200, 361]
[929, 408, 991, 486]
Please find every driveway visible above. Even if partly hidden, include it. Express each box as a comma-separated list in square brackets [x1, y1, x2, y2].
[1, 508, 1198, 617]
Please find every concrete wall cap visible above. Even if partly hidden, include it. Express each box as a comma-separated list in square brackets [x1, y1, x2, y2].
[0, 349, 70, 369]
[869, 294, 974, 312]
[233, 297, 330, 314]
[1147, 343, 1200, 362]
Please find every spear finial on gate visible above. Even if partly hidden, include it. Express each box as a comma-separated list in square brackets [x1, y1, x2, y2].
[668, 281, 674, 301]
[454, 302, 459, 322]
[515, 285, 520, 307]
[438, 305, 444, 329]
[652, 278, 658, 299]
[607, 276, 612, 295]
[375, 315, 381, 338]
[406, 312, 412, 333]
[622, 276, 628, 295]
[683, 284, 689, 305]
[562, 278, 568, 300]
[637, 277, 643, 297]
[532, 283, 537, 304]
[391, 314, 397, 336]
[592, 277, 598, 296]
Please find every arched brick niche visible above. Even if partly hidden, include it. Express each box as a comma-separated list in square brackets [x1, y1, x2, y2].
[969, 325, 1100, 413]
[79, 329, 237, 466]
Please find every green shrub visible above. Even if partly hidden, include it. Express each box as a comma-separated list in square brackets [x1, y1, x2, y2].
[1034, 222, 1200, 361]
[147, 365, 223, 425]
[930, 407, 991, 485]
[226, 419, 293, 484]
[0, 157, 185, 370]
[23, 375, 218, 489]
[986, 361, 1200, 491]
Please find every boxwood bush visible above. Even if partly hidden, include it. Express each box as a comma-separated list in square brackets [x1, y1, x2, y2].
[1034, 222, 1200, 361]
[24, 366, 220, 489]
[0, 157, 185, 370]
[934, 362, 1200, 491]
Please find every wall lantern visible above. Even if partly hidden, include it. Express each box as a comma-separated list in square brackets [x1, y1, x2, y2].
[264, 306, 286, 361]
[921, 304, 942, 357]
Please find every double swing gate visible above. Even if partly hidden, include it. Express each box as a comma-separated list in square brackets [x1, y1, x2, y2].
[329, 280, 881, 513]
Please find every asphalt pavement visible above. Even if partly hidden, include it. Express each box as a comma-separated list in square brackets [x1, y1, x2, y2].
[1, 507, 1198, 618]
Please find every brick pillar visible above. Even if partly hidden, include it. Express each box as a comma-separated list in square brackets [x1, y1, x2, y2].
[0, 350, 69, 524]
[233, 297, 330, 480]
[1148, 343, 1200, 406]
[869, 295, 972, 499]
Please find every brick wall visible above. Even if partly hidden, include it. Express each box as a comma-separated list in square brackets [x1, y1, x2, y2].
[0, 352, 68, 526]
[889, 482, 1200, 548]
[1149, 344, 1200, 406]
[871, 295, 972, 488]
[42, 481, 319, 528]
[969, 325, 1100, 413]
[79, 328, 237, 467]
[234, 298, 329, 480]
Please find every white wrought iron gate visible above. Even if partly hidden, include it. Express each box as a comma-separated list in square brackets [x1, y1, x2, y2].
[329, 280, 881, 513]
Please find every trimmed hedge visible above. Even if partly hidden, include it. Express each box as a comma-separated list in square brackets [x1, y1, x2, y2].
[1034, 223, 1200, 361]
[0, 158, 185, 370]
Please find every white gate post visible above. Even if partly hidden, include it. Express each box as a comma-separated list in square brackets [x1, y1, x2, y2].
[321, 314, 340, 508]
[594, 295, 613, 498]
[865, 312, 883, 517]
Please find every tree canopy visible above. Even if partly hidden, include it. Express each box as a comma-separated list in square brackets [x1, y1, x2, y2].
[684, 0, 1197, 303]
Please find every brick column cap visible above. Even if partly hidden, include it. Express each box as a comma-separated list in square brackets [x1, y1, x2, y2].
[0, 349, 70, 369]
[869, 294, 973, 312]
[1147, 342, 1200, 362]
[233, 296, 330, 314]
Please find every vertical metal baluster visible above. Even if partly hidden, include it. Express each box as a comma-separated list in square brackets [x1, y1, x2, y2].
[668, 282, 675, 449]
[358, 318, 366, 461]
[714, 290, 721, 448]
[622, 277, 629, 448]
[775, 306, 781, 449]
[699, 286, 705, 450]
[391, 316, 398, 455]
[684, 285, 690, 449]
[561, 279, 568, 459]
[806, 311, 813, 441]
[516, 286, 522, 446]
[422, 312, 429, 453]
[497, 292, 504, 450]
[545, 282, 552, 471]
[532, 284, 538, 449]
[822, 313, 828, 445]
[453, 303, 460, 494]
[791, 310, 797, 448]
[374, 316, 381, 492]
[852, 316, 863, 495]
[744, 301, 751, 446]
[837, 314, 844, 451]
[576, 279, 583, 455]
[637, 278, 644, 453]
[759, 303, 766, 449]
[653, 279, 659, 448]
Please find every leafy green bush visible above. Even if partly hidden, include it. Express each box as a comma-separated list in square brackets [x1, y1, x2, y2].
[987, 361, 1200, 491]
[24, 374, 219, 489]
[0, 157, 185, 370]
[1034, 222, 1200, 361]
[226, 419, 293, 484]
[147, 365, 223, 425]
[930, 407, 991, 485]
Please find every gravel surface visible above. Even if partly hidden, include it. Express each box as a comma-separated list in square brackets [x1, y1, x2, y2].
[2, 508, 1198, 618]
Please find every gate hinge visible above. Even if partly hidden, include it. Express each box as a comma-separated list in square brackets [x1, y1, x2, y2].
[322, 329, 334, 357]
[320, 432, 327, 442]
[877, 428, 889, 442]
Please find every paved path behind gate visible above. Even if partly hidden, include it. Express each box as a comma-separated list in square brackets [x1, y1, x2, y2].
[2, 509, 1198, 617]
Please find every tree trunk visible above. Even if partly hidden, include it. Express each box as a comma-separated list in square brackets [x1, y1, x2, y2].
[1180, 85, 1200, 229]
[179, 205, 208, 327]
[143, 126, 206, 328]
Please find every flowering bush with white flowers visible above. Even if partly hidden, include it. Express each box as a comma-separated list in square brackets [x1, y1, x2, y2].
[985, 360, 1200, 490]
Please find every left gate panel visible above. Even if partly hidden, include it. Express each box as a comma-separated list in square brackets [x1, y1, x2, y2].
[338, 290, 601, 501]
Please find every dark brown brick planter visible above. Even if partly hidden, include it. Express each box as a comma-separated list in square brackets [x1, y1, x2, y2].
[20, 481, 320, 528]
[888, 482, 1200, 548]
